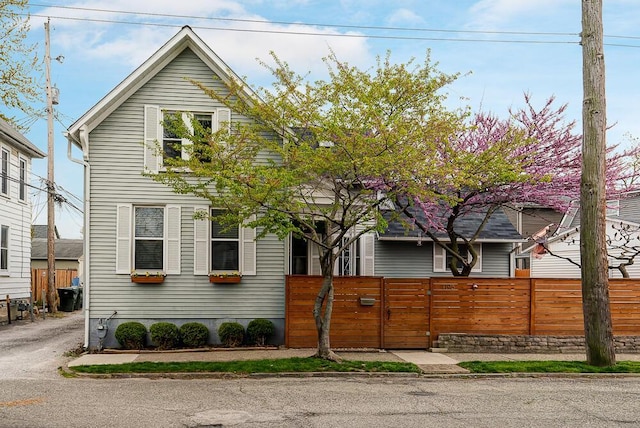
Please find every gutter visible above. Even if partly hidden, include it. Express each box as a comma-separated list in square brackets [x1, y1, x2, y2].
[66, 126, 91, 349]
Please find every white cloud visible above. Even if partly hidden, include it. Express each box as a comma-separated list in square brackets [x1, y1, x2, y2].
[386, 8, 425, 27]
[467, 0, 572, 29]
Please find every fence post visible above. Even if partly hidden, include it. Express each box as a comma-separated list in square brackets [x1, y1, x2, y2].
[6, 295, 10, 325]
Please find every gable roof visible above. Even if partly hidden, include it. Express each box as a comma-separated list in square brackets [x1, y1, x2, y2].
[66, 26, 257, 151]
[0, 117, 45, 158]
[32, 225, 60, 239]
[379, 207, 524, 243]
[31, 239, 83, 260]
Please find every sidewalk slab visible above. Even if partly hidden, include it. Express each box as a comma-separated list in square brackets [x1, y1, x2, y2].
[391, 351, 459, 365]
[68, 354, 138, 367]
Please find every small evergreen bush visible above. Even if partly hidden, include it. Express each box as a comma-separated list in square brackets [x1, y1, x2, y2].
[149, 322, 180, 350]
[218, 322, 245, 347]
[247, 318, 275, 346]
[114, 321, 147, 350]
[179, 322, 209, 348]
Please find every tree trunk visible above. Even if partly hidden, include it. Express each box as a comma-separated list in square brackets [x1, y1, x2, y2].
[580, 0, 616, 366]
[312, 250, 340, 361]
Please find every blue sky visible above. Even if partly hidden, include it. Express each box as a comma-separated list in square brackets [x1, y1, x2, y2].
[14, 0, 640, 239]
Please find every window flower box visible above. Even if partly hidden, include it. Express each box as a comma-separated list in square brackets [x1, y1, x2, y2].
[209, 272, 242, 284]
[131, 272, 166, 284]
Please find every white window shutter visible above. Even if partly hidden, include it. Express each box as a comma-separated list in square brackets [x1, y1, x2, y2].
[217, 108, 231, 133]
[116, 204, 132, 274]
[166, 205, 181, 274]
[193, 206, 209, 275]
[360, 233, 375, 276]
[144, 105, 161, 172]
[182, 112, 192, 161]
[433, 244, 445, 272]
[471, 243, 482, 273]
[241, 222, 257, 276]
[310, 242, 322, 275]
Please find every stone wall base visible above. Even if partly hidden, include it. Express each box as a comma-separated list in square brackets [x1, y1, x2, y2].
[437, 333, 640, 353]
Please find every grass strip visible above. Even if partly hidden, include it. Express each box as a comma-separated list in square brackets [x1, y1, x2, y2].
[458, 360, 640, 374]
[70, 357, 421, 375]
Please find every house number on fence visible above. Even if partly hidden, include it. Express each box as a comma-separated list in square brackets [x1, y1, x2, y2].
[440, 284, 456, 290]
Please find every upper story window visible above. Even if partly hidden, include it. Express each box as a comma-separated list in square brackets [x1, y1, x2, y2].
[18, 157, 26, 201]
[144, 105, 230, 173]
[1, 147, 9, 197]
[0, 225, 8, 272]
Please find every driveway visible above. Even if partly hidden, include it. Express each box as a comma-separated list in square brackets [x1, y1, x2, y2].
[0, 311, 84, 379]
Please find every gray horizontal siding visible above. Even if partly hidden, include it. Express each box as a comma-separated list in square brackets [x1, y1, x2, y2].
[87, 47, 285, 320]
[375, 241, 512, 277]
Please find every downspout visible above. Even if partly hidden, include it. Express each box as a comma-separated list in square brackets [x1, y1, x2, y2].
[66, 125, 91, 349]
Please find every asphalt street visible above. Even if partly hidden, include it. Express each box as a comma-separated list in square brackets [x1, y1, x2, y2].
[2, 313, 640, 427]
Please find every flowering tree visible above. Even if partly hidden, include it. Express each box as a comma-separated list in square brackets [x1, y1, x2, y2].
[150, 51, 464, 360]
[396, 94, 640, 276]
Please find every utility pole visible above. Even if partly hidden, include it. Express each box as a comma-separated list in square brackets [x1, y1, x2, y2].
[580, 0, 614, 366]
[45, 18, 57, 315]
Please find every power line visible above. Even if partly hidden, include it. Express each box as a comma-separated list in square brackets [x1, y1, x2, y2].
[23, 13, 582, 45]
[29, 3, 580, 37]
[25, 3, 640, 47]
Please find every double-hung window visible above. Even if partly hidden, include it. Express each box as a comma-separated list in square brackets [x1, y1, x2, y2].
[210, 209, 239, 271]
[1, 147, 9, 197]
[116, 204, 181, 275]
[433, 243, 482, 273]
[193, 207, 256, 276]
[134, 207, 164, 271]
[18, 157, 26, 201]
[0, 225, 8, 273]
[144, 105, 231, 172]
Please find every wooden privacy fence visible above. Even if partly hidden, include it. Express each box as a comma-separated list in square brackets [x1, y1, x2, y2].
[286, 276, 640, 349]
[31, 269, 78, 302]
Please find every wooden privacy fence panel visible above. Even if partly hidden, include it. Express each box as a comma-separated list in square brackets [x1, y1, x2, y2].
[531, 279, 584, 335]
[31, 269, 78, 302]
[430, 278, 531, 340]
[286, 276, 383, 348]
[610, 279, 640, 335]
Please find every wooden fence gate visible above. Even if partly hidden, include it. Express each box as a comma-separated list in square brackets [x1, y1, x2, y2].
[383, 278, 430, 349]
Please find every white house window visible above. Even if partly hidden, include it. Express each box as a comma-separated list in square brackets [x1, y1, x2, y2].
[433, 243, 482, 273]
[210, 209, 240, 271]
[116, 204, 181, 275]
[1, 147, 9, 196]
[337, 237, 361, 276]
[162, 112, 183, 161]
[0, 225, 8, 272]
[193, 206, 256, 276]
[144, 105, 231, 173]
[18, 157, 26, 201]
[134, 206, 164, 271]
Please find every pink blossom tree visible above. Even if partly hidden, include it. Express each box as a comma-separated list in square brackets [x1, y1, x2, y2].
[396, 94, 640, 276]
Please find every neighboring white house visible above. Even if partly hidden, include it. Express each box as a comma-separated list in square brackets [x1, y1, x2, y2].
[0, 117, 46, 302]
[526, 192, 640, 278]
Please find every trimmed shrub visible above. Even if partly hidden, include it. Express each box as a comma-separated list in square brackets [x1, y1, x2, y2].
[180, 322, 209, 348]
[247, 318, 275, 346]
[149, 322, 180, 350]
[114, 321, 147, 350]
[218, 322, 245, 347]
